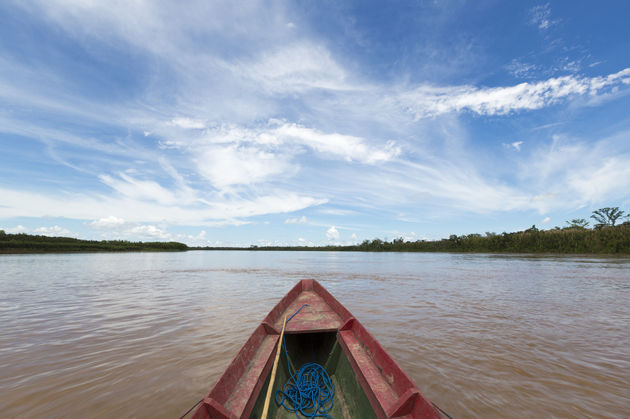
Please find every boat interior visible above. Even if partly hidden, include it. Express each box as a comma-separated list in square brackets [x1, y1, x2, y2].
[249, 331, 377, 419]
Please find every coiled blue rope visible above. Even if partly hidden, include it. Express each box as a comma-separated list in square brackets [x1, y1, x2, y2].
[274, 304, 335, 419]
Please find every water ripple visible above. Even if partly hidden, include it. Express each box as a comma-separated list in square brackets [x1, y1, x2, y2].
[0, 251, 629, 418]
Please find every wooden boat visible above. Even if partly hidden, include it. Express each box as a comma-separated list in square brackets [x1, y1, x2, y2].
[191, 279, 442, 418]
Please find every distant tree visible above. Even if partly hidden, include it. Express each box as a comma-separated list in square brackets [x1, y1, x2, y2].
[371, 238, 383, 246]
[590, 207, 625, 228]
[485, 232, 497, 237]
[0, 229, 5, 236]
[565, 218, 589, 229]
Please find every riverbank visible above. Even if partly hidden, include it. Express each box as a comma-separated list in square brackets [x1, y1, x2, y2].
[192, 224, 630, 254]
[0, 232, 188, 253]
[3, 224, 629, 254]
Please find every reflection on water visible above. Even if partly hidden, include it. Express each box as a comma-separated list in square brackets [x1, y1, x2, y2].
[1, 251, 629, 418]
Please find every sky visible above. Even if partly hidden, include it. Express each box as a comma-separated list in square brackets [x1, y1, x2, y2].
[1, 1, 630, 247]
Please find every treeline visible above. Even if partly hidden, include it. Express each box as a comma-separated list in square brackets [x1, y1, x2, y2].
[194, 224, 630, 254]
[0, 231, 188, 254]
[193, 210, 630, 254]
[352, 223, 630, 254]
[241, 206, 630, 254]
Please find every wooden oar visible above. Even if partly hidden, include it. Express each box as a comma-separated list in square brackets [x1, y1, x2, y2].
[261, 315, 288, 419]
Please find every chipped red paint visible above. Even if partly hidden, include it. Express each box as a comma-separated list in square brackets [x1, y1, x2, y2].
[191, 279, 441, 419]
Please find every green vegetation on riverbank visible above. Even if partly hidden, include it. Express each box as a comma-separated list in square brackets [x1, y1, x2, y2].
[193, 208, 630, 254]
[349, 223, 630, 254]
[0, 231, 188, 253]
[193, 223, 630, 254]
[3, 208, 629, 255]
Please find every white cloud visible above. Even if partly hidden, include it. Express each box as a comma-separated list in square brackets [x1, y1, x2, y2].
[518, 131, 630, 209]
[400, 68, 630, 119]
[542, 216, 551, 224]
[400, 232, 418, 242]
[181, 230, 211, 246]
[240, 43, 350, 93]
[129, 225, 171, 240]
[206, 194, 327, 219]
[297, 237, 314, 246]
[20, 0, 283, 62]
[99, 173, 183, 205]
[195, 144, 293, 188]
[511, 141, 523, 151]
[530, 4, 558, 30]
[326, 226, 340, 241]
[567, 158, 630, 204]
[532, 193, 557, 202]
[506, 59, 538, 79]
[387, 158, 533, 213]
[193, 121, 400, 181]
[90, 216, 125, 229]
[170, 117, 206, 129]
[318, 208, 356, 216]
[274, 123, 401, 164]
[33, 225, 75, 237]
[0, 187, 326, 225]
[163, 121, 403, 189]
[4, 225, 28, 234]
[285, 216, 307, 224]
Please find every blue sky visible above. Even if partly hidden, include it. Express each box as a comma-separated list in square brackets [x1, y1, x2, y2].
[1, 1, 630, 246]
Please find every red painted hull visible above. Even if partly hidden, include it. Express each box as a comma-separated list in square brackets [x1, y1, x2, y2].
[191, 279, 441, 418]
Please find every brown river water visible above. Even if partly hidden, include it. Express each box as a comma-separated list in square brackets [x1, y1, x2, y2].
[1, 251, 629, 418]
